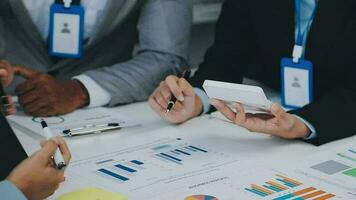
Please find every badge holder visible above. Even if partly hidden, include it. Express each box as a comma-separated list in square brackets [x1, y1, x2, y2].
[48, 0, 84, 58]
[281, 45, 313, 109]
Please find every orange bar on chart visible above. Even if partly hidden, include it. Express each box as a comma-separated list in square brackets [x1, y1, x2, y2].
[301, 190, 326, 199]
[266, 181, 289, 190]
[292, 187, 316, 196]
[251, 184, 274, 195]
[312, 194, 336, 200]
[276, 175, 303, 186]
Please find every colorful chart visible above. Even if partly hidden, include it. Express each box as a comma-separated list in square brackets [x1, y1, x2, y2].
[185, 195, 219, 200]
[245, 174, 336, 199]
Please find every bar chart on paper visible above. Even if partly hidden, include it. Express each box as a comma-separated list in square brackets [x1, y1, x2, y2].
[293, 145, 356, 193]
[244, 174, 336, 200]
[65, 134, 239, 199]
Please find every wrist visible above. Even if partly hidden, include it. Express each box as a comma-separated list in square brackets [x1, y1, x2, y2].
[67, 80, 90, 108]
[6, 176, 29, 198]
[292, 117, 310, 138]
[193, 95, 204, 117]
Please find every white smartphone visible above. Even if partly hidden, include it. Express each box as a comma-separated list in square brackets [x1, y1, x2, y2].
[203, 80, 273, 113]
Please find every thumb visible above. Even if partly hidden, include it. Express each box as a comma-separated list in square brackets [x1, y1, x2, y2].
[13, 66, 38, 79]
[271, 103, 287, 121]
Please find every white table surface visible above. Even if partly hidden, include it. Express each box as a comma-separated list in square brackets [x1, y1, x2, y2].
[12, 102, 356, 197]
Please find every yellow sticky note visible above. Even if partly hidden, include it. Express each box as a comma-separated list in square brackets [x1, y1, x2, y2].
[56, 187, 128, 200]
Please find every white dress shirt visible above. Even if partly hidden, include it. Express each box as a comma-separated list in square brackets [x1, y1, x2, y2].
[22, 0, 112, 107]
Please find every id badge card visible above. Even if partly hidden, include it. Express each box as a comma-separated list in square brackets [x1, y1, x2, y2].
[49, 3, 84, 58]
[281, 58, 313, 109]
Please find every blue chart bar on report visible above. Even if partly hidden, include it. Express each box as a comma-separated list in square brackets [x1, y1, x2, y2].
[97, 160, 145, 183]
[154, 144, 208, 165]
[98, 168, 129, 182]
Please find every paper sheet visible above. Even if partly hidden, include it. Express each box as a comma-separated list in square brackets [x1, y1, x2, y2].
[7, 107, 139, 137]
[56, 187, 127, 200]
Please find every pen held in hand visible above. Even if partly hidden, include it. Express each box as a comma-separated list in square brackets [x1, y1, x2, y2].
[165, 70, 191, 114]
[40, 119, 67, 170]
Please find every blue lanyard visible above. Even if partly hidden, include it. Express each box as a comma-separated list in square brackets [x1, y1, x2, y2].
[295, 0, 317, 46]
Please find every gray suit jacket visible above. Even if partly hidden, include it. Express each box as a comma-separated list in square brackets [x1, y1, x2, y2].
[0, 0, 192, 106]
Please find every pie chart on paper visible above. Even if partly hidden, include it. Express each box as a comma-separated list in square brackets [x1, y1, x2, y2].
[184, 195, 219, 200]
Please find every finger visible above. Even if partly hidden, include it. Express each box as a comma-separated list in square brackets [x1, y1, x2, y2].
[210, 99, 236, 122]
[270, 104, 287, 121]
[18, 90, 40, 106]
[233, 102, 246, 125]
[165, 75, 184, 101]
[13, 66, 38, 79]
[37, 140, 59, 163]
[178, 78, 195, 97]
[23, 98, 49, 116]
[160, 85, 173, 102]
[15, 79, 38, 96]
[0, 68, 9, 79]
[31, 107, 54, 117]
[155, 91, 169, 109]
[52, 137, 71, 164]
[149, 95, 165, 113]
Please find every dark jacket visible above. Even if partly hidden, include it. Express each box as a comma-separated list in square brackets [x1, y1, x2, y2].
[191, 0, 356, 145]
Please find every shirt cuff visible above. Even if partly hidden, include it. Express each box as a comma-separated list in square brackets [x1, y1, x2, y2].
[0, 181, 27, 200]
[194, 88, 211, 115]
[73, 75, 112, 108]
[293, 115, 317, 140]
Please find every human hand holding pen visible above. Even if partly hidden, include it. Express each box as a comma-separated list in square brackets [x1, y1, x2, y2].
[149, 75, 203, 124]
[7, 137, 71, 200]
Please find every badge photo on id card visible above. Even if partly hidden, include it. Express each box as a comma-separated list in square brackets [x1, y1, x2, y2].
[48, 3, 84, 58]
[281, 58, 313, 109]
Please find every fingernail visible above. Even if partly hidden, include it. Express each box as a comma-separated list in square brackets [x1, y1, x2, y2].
[209, 99, 220, 108]
[271, 104, 279, 113]
[232, 102, 239, 108]
[178, 95, 184, 101]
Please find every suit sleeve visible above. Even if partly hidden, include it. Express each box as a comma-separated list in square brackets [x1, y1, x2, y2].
[290, 6, 356, 146]
[0, 181, 27, 200]
[85, 0, 192, 106]
[190, 0, 255, 90]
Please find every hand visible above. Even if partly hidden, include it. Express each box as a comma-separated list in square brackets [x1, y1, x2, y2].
[210, 99, 310, 139]
[7, 137, 71, 200]
[14, 66, 89, 117]
[149, 75, 203, 124]
[0, 60, 17, 115]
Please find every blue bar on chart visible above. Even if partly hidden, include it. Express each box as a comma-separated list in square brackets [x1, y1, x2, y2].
[95, 159, 114, 165]
[160, 153, 182, 162]
[115, 164, 137, 173]
[130, 160, 144, 165]
[156, 154, 182, 165]
[244, 188, 268, 197]
[175, 149, 191, 155]
[276, 178, 297, 188]
[98, 168, 129, 182]
[152, 144, 171, 151]
[349, 149, 356, 154]
[263, 185, 283, 192]
[188, 145, 208, 153]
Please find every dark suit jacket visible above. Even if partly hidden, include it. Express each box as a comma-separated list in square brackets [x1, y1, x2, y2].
[191, 0, 356, 146]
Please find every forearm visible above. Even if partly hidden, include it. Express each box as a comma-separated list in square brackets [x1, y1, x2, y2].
[85, 52, 186, 106]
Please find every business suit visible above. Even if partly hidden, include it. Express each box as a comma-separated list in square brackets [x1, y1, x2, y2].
[191, 0, 356, 145]
[0, 0, 191, 105]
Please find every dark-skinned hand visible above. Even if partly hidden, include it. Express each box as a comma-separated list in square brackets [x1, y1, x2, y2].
[14, 66, 89, 117]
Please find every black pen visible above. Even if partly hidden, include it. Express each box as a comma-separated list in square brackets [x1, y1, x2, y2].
[166, 70, 191, 114]
[0, 81, 9, 115]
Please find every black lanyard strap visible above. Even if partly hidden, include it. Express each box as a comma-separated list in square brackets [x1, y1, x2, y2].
[55, 0, 81, 5]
